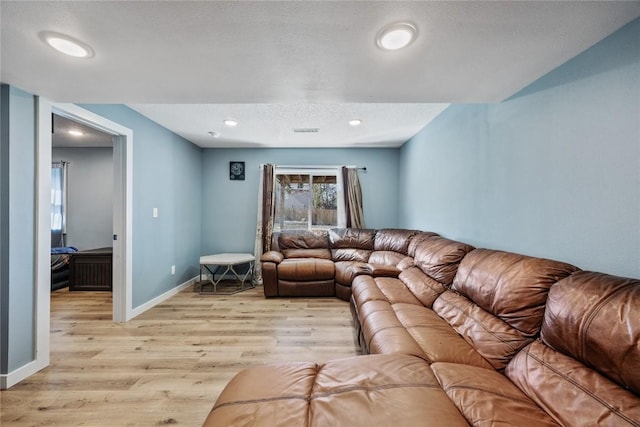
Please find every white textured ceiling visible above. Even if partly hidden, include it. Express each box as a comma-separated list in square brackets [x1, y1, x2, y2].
[52, 114, 113, 148]
[128, 103, 450, 147]
[2, 1, 638, 148]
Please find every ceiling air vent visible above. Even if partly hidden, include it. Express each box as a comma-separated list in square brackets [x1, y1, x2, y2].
[293, 128, 319, 133]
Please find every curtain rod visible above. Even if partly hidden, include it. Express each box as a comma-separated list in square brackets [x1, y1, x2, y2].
[265, 164, 367, 172]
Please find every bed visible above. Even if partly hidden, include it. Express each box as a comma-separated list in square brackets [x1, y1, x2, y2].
[51, 246, 77, 291]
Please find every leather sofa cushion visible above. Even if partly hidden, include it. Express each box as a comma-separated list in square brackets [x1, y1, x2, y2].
[203, 354, 470, 427]
[373, 228, 418, 253]
[396, 256, 414, 271]
[352, 276, 423, 307]
[277, 258, 335, 280]
[431, 362, 560, 426]
[328, 228, 376, 250]
[310, 355, 469, 427]
[367, 263, 400, 278]
[434, 290, 535, 370]
[506, 341, 640, 427]
[368, 250, 407, 267]
[282, 248, 332, 259]
[205, 362, 317, 427]
[334, 261, 369, 286]
[399, 266, 448, 307]
[331, 248, 371, 262]
[540, 271, 640, 395]
[355, 288, 492, 367]
[279, 230, 329, 250]
[356, 299, 393, 323]
[393, 303, 493, 368]
[407, 231, 440, 257]
[451, 249, 579, 336]
[360, 308, 429, 360]
[354, 274, 500, 368]
[413, 235, 474, 286]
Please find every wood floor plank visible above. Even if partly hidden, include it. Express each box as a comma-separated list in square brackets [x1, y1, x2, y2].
[1, 285, 360, 426]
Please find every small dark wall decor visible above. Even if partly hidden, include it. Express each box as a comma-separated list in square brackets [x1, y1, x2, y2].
[230, 161, 245, 180]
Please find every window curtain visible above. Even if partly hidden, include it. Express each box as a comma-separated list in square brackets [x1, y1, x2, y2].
[341, 166, 365, 228]
[51, 161, 69, 247]
[253, 164, 275, 284]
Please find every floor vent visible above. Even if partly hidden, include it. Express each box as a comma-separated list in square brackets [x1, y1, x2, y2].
[293, 128, 319, 133]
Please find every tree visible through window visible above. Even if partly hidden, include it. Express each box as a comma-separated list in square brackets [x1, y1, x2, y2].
[274, 173, 339, 232]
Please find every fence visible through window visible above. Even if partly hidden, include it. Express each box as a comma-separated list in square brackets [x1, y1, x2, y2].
[274, 173, 338, 232]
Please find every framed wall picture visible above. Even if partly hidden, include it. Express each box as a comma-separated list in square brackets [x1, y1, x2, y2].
[230, 161, 245, 180]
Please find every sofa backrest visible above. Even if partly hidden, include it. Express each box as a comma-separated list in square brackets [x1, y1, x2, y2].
[328, 228, 376, 262]
[433, 249, 579, 370]
[366, 228, 418, 267]
[398, 235, 475, 307]
[543, 271, 640, 393]
[278, 230, 331, 260]
[373, 229, 418, 253]
[407, 231, 440, 258]
[413, 235, 475, 286]
[506, 271, 640, 426]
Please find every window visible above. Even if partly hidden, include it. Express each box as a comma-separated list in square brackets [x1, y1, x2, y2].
[273, 167, 344, 232]
[51, 166, 64, 231]
[51, 161, 67, 247]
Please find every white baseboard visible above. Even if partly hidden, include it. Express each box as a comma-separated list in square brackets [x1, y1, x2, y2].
[129, 275, 198, 319]
[1, 358, 48, 390]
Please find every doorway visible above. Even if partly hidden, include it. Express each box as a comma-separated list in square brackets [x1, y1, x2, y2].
[51, 113, 114, 293]
[34, 100, 133, 374]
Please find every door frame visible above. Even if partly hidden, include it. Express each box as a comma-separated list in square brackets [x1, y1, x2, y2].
[34, 100, 133, 376]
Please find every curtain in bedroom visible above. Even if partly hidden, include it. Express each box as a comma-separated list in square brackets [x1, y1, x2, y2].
[341, 166, 365, 228]
[253, 163, 275, 284]
[51, 161, 69, 247]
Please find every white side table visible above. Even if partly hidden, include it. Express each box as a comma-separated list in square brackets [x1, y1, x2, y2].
[199, 253, 255, 294]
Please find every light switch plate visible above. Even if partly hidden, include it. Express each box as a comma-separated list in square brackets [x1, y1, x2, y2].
[153, 208, 158, 218]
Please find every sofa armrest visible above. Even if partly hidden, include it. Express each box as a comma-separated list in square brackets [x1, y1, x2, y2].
[261, 251, 283, 297]
[367, 263, 401, 278]
[261, 251, 284, 264]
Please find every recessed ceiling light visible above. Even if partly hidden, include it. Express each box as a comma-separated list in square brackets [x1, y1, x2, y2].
[376, 22, 417, 50]
[68, 130, 84, 136]
[349, 119, 362, 126]
[208, 131, 220, 138]
[223, 119, 238, 127]
[39, 31, 94, 58]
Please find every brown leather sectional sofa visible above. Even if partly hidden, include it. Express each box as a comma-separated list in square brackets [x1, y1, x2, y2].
[203, 228, 640, 426]
[262, 228, 433, 301]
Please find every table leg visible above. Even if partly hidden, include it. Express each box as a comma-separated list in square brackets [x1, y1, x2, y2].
[199, 260, 256, 294]
[202, 264, 231, 293]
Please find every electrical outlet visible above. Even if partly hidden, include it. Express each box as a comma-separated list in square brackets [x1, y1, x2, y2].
[171, 265, 175, 275]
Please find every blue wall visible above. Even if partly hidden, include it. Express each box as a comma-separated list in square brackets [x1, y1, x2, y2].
[201, 148, 399, 255]
[399, 19, 640, 278]
[0, 85, 37, 373]
[52, 147, 114, 250]
[79, 105, 203, 307]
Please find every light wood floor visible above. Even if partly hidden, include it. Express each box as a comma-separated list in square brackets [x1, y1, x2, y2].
[1, 285, 360, 426]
